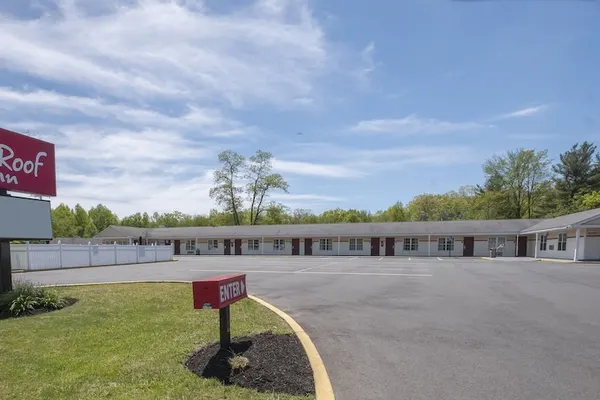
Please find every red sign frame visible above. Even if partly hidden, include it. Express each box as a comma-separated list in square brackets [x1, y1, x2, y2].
[0, 128, 57, 197]
[192, 274, 247, 309]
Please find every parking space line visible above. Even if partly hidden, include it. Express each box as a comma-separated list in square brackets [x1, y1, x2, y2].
[295, 262, 340, 273]
[189, 269, 432, 277]
[437, 257, 443, 261]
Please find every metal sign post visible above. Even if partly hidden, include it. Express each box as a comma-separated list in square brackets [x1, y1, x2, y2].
[0, 189, 11, 293]
[192, 274, 247, 349]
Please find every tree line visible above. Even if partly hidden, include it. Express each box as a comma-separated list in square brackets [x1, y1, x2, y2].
[50, 143, 600, 238]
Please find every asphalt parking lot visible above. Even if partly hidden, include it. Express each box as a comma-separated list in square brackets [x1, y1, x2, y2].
[16, 256, 600, 400]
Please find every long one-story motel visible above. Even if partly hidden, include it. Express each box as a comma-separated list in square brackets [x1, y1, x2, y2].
[95, 207, 600, 261]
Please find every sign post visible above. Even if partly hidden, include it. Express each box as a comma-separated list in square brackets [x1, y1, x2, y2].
[0, 128, 56, 293]
[192, 274, 247, 349]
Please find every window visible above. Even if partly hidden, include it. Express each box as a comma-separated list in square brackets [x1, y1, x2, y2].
[539, 235, 547, 251]
[248, 239, 260, 251]
[558, 233, 567, 251]
[185, 240, 196, 251]
[273, 239, 286, 251]
[438, 237, 454, 251]
[403, 238, 419, 251]
[349, 238, 363, 251]
[208, 239, 218, 250]
[320, 238, 332, 251]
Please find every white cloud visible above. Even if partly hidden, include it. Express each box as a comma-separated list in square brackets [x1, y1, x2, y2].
[0, 0, 329, 107]
[272, 158, 364, 178]
[349, 114, 487, 135]
[360, 41, 376, 76]
[493, 105, 548, 121]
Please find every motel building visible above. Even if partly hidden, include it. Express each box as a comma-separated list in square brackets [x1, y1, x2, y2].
[94, 207, 600, 261]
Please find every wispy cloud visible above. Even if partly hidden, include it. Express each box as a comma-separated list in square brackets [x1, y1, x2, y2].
[492, 105, 548, 121]
[0, 0, 348, 216]
[349, 114, 488, 135]
[272, 159, 363, 178]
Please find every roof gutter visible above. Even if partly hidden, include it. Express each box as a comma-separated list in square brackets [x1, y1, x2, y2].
[520, 225, 572, 235]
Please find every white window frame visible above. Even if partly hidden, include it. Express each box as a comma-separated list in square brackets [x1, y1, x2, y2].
[349, 238, 363, 251]
[320, 238, 332, 251]
[438, 237, 454, 251]
[403, 238, 419, 251]
[208, 239, 218, 250]
[185, 239, 196, 251]
[273, 239, 286, 251]
[558, 233, 567, 251]
[248, 239, 260, 251]
[539, 235, 547, 251]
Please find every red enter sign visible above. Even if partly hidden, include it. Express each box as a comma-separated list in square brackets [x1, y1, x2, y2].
[192, 274, 247, 309]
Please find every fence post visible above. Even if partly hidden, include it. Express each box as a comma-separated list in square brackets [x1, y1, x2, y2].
[136, 244, 140, 263]
[26, 241, 31, 271]
[114, 242, 118, 265]
[88, 241, 92, 266]
[154, 243, 158, 262]
[58, 240, 63, 269]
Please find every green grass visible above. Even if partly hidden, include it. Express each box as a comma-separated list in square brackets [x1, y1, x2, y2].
[0, 283, 313, 400]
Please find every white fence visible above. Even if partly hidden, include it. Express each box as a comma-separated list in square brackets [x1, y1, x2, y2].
[10, 242, 174, 271]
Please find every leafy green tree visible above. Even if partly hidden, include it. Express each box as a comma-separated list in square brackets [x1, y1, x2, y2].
[209, 150, 246, 225]
[578, 191, 600, 210]
[88, 204, 120, 232]
[374, 201, 407, 222]
[261, 203, 292, 225]
[290, 209, 319, 224]
[51, 204, 78, 237]
[245, 150, 289, 225]
[73, 204, 98, 237]
[553, 142, 599, 206]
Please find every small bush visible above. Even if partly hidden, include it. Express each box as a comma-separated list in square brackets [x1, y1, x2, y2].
[0, 281, 67, 318]
[228, 353, 250, 373]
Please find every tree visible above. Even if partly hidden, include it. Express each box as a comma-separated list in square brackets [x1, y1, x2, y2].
[578, 191, 600, 210]
[553, 142, 599, 206]
[209, 150, 246, 225]
[483, 149, 551, 219]
[74, 204, 98, 237]
[245, 150, 289, 225]
[88, 204, 119, 232]
[261, 202, 292, 225]
[51, 204, 78, 237]
[374, 201, 407, 222]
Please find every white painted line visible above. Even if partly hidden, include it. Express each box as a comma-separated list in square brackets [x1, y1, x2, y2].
[189, 269, 432, 277]
[378, 257, 383, 261]
[437, 257, 443, 261]
[295, 262, 339, 273]
[349, 257, 357, 260]
[408, 258, 412, 261]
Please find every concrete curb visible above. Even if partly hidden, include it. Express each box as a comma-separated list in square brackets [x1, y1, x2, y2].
[41, 280, 335, 400]
[13, 260, 177, 274]
[249, 294, 335, 400]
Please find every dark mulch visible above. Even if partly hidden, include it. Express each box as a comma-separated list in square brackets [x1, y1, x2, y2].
[0, 297, 78, 320]
[185, 331, 315, 396]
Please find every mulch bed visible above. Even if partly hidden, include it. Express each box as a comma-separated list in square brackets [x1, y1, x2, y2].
[185, 331, 315, 396]
[0, 297, 78, 320]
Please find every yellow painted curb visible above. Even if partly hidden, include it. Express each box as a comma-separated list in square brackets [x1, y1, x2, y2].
[40, 280, 335, 399]
[249, 294, 335, 400]
[480, 257, 495, 261]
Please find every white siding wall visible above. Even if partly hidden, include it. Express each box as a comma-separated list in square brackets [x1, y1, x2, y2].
[532, 230, 578, 260]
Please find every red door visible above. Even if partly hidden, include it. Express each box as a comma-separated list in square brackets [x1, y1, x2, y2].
[371, 237, 379, 256]
[463, 237, 474, 257]
[174, 240, 181, 255]
[304, 238, 313, 255]
[224, 239, 231, 255]
[292, 238, 300, 255]
[235, 239, 242, 255]
[385, 237, 395, 256]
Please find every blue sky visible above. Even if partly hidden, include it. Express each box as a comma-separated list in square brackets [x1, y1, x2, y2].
[0, 0, 598, 218]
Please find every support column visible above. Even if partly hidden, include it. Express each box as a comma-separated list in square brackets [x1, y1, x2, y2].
[515, 234, 519, 257]
[261, 237, 264, 255]
[337, 236, 341, 256]
[428, 234, 431, 257]
[574, 228, 581, 261]
[0, 240, 12, 293]
[534, 233, 539, 259]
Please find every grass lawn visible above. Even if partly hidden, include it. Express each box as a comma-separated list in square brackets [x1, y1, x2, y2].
[0, 283, 314, 400]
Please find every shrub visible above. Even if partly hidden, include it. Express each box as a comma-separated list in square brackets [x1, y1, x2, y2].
[0, 281, 67, 318]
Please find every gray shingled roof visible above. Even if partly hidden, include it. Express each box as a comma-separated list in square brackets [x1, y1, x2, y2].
[520, 207, 600, 234]
[97, 219, 541, 240]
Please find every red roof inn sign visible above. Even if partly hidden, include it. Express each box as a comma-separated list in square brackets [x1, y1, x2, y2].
[0, 127, 57, 197]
